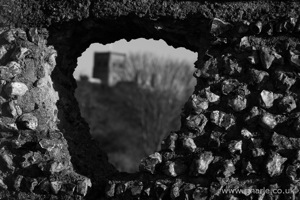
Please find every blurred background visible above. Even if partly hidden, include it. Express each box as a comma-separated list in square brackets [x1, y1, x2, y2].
[74, 38, 197, 172]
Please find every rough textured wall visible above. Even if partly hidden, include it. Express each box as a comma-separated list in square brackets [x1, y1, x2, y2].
[0, 27, 93, 199]
[0, 0, 300, 200]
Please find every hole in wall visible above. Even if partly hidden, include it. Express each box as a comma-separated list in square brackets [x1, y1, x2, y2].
[74, 38, 197, 172]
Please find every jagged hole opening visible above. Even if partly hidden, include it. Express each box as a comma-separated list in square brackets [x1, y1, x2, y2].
[74, 38, 197, 173]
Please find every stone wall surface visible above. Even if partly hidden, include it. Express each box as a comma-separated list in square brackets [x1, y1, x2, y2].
[0, 0, 300, 199]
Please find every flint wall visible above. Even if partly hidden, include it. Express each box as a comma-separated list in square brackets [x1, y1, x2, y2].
[0, 1, 299, 199]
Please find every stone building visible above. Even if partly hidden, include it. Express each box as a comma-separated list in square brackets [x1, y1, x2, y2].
[92, 52, 126, 86]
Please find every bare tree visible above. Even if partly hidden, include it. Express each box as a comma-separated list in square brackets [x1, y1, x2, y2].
[119, 52, 196, 153]
[121, 52, 195, 99]
[76, 52, 196, 171]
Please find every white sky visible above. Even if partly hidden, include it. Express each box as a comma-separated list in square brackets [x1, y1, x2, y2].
[74, 38, 197, 79]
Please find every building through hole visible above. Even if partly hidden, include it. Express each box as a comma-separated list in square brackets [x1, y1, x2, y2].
[75, 39, 197, 172]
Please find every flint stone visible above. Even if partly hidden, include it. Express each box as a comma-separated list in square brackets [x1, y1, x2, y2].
[267, 22, 275, 36]
[266, 152, 287, 177]
[190, 151, 214, 175]
[17, 113, 38, 130]
[211, 110, 235, 130]
[28, 28, 40, 44]
[238, 21, 250, 34]
[228, 196, 239, 200]
[294, 116, 300, 134]
[228, 95, 247, 111]
[290, 137, 300, 149]
[0, 46, 7, 60]
[105, 181, 115, 197]
[290, 51, 300, 68]
[76, 178, 92, 196]
[251, 21, 262, 34]
[258, 192, 267, 200]
[205, 87, 220, 104]
[38, 179, 51, 194]
[0, 179, 7, 190]
[222, 54, 242, 75]
[272, 132, 300, 149]
[283, 17, 297, 32]
[245, 106, 261, 124]
[223, 160, 235, 177]
[14, 175, 23, 190]
[7, 123, 18, 131]
[210, 131, 223, 147]
[7, 101, 17, 118]
[0, 148, 14, 170]
[161, 132, 178, 151]
[22, 151, 43, 168]
[185, 114, 208, 135]
[251, 138, 263, 148]
[7, 61, 22, 75]
[155, 181, 168, 200]
[209, 182, 222, 198]
[28, 178, 38, 193]
[228, 140, 242, 154]
[260, 47, 275, 69]
[130, 182, 143, 196]
[297, 150, 300, 161]
[5, 82, 28, 97]
[241, 128, 253, 138]
[15, 104, 22, 116]
[61, 183, 76, 195]
[275, 71, 296, 91]
[50, 181, 62, 194]
[239, 36, 251, 49]
[0, 67, 13, 80]
[249, 68, 269, 85]
[182, 137, 197, 152]
[268, 184, 280, 199]
[294, 20, 300, 34]
[7, 100, 22, 118]
[115, 183, 126, 195]
[273, 51, 284, 65]
[279, 95, 296, 112]
[210, 18, 233, 36]
[193, 187, 208, 200]
[11, 47, 30, 60]
[50, 161, 70, 174]
[222, 79, 240, 95]
[236, 84, 250, 96]
[245, 161, 256, 174]
[199, 58, 219, 80]
[283, 184, 300, 199]
[39, 138, 61, 152]
[260, 90, 274, 108]
[248, 49, 260, 65]
[188, 94, 209, 113]
[275, 23, 285, 35]
[47, 47, 58, 68]
[143, 187, 151, 196]
[170, 180, 183, 199]
[161, 152, 176, 161]
[3, 30, 15, 43]
[163, 160, 187, 177]
[139, 152, 162, 174]
[15, 29, 27, 40]
[260, 112, 277, 129]
[286, 163, 300, 183]
[252, 147, 265, 157]
[0, 81, 5, 95]
[183, 183, 196, 196]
